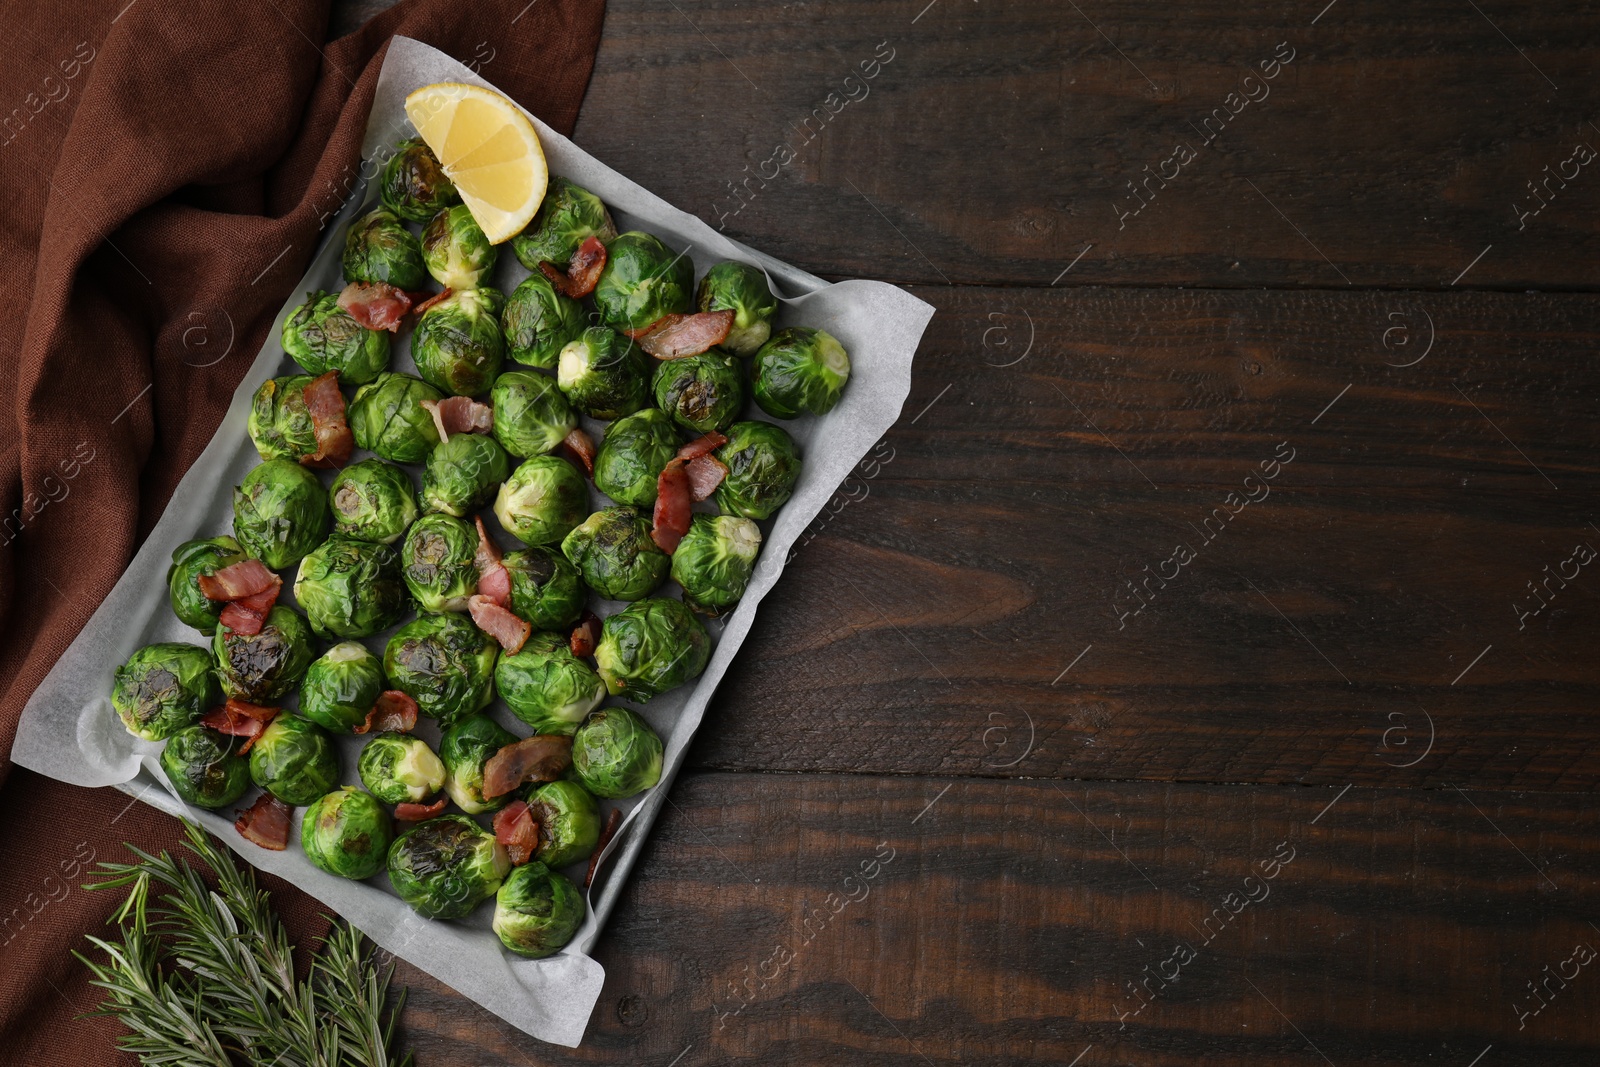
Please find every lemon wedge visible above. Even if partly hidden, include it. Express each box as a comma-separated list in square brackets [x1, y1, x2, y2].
[404, 83, 548, 244]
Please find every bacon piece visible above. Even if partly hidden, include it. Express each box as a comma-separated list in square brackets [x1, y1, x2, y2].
[235, 794, 292, 850]
[482, 735, 574, 799]
[586, 808, 624, 889]
[493, 801, 540, 866]
[651, 459, 693, 553]
[411, 287, 453, 316]
[421, 395, 494, 443]
[470, 594, 532, 654]
[301, 371, 353, 468]
[337, 281, 413, 332]
[355, 690, 419, 735]
[199, 697, 281, 754]
[538, 236, 607, 299]
[218, 577, 283, 636]
[559, 427, 596, 477]
[628, 310, 734, 360]
[570, 610, 602, 658]
[676, 432, 728, 462]
[198, 559, 277, 601]
[472, 517, 512, 608]
[686, 454, 728, 502]
[394, 797, 448, 822]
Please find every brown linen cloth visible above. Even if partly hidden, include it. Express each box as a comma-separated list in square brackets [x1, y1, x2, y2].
[0, 0, 606, 1060]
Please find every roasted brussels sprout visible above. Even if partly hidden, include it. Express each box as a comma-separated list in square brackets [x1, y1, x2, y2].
[281, 290, 391, 385]
[501, 274, 585, 370]
[593, 408, 679, 507]
[593, 597, 710, 701]
[248, 713, 339, 806]
[439, 714, 517, 814]
[400, 513, 480, 613]
[510, 176, 616, 270]
[494, 456, 588, 547]
[329, 459, 418, 545]
[247, 375, 318, 462]
[112, 644, 220, 742]
[560, 507, 669, 601]
[503, 548, 584, 631]
[348, 372, 444, 464]
[491, 370, 577, 458]
[697, 261, 778, 356]
[342, 206, 427, 290]
[672, 515, 762, 616]
[358, 732, 446, 804]
[379, 137, 459, 223]
[159, 725, 251, 809]
[166, 536, 245, 635]
[525, 779, 602, 868]
[213, 606, 317, 702]
[293, 536, 407, 640]
[421, 203, 498, 290]
[232, 458, 330, 570]
[421, 433, 510, 517]
[387, 814, 509, 920]
[412, 287, 506, 397]
[303, 787, 393, 880]
[714, 421, 800, 520]
[493, 862, 585, 958]
[591, 231, 694, 332]
[496, 632, 605, 735]
[300, 641, 386, 733]
[555, 327, 651, 420]
[572, 707, 664, 798]
[652, 348, 745, 433]
[384, 613, 498, 725]
[752, 327, 851, 418]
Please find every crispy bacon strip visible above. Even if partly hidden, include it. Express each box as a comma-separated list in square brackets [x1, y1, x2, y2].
[218, 577, 282, 636]
[235, 793, 292, 850]
[570, 610, 602, 658]
[337, 281, 413, 332]
[686, 454, 728, 501]
[676, 432, 728, 462]
[412, 287, 453, 316]
[198, 559, 277, 601]
[482, 735, 574, 799]
[355, 690, 419, 735]
[394, 797, 448, 822]
[421, 395, 494, 443]
[301, 371, 353, 468]
[493, 801, 540, 866]
[470, 594, 531, 654]
[199, 698, 282, 754]
[559, 427, 596, 477]
[651, 459, 693, 553]
[538, 236, 607, 299]
[473, 517, 511, 608]
[586, 808, 624, 889]
[627, 310, 734, 360]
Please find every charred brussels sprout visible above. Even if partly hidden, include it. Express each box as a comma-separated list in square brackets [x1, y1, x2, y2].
[501, 274, 585, 370]
[593, 597, 710, 702]
[384, 613, 497, 725]
[379, 137, 459, 222]
[348, 372, 444, 464]
[358, 732, 446, 804]
[232, 459, 330, 570]
[593, 408, 680, 507]
[329, 460, 418, 545]
[526, 779, 602, 868]
[294, 536, 407, 639]
[387, 814, 509, 920]
[439, 714, 517, 814]
[556, 327, 650, 420]
[696, 261, 778, 357]
[572, 707, 664, 798]
[560, 507, 668, 601]
[111, 643, 219, 742]
[672, 515, 762, 616]
[342, 206, 427, 290]
[281, 290, 390, 385]
[248, 714, 339, 806]
[421, 204, 498, 290]
[752, 327, 851, 418]
[421, 433, 510, 517]
[496, 632, 605, 735]
[714, 421, 800, 520]
[300, 641, 386, 733]
[491, 370, 577, 458]
[159, 726, 251, 809]
[510, 176, 617, 270]
[494, 456, 588, 547]
[166, 536, 245, 635]
[503, 548, 584, 631]
[303, 787, 393, 880]
[493, 862, 585, 958]
[247, 375, 318, 462]
[652, 348, 745, 433]
[213, 606, 317, 703]
[400, 513, 480, 613]
[413, 288, 506, 398]
[591, 231, 694, 332]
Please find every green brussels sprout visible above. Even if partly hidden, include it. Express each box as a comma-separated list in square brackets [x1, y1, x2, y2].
[560, 507, 668, 601]
[671, 515, 762, 616]
[525, 779, 602, 869]
[166, 536, 245, 636]
[751, 327, 851, 419]
[247, 375, 318, 462]
[232, 459, 331, 570]
[593, 408, 680, 507]
[302, 787, 393, 880]
[399, 513, 480, 613]
[591, 231, 694, 332]
[510, 176, 617, 270]
[413, 287, 507, 397]
[652, 348, 745, 433]
[696, 261, 779, 357]
[714, 421, 801, 520]
[348, 372, 444, 464]
[384, 613, 498, 725]
[555, 327, 651, 420]
[358, 732, 446, 804]
[421, 203, 498, 289]
[281, 290, 391, 385]
[300, 641, 386, 733]
[248, 713, 340, 806]
[111, 643, 219, 742]
[493, 861, 585, 958]
[388, 814, 510, 920]
[293, 536, 407, 640]
[159, 726, 251, 809]
[342, 206, 428, 290]
[572, 707, 664, 798]
[501, 274, 585, 370]
[496, 632, 605, 735]
[439, 714, 517, 814]
[491, 370, 577, 458]
[329, 459, 418, 545]
[421, 433, 510, 517]
[212, 606, 317, 702]
[503, 548, 584, 631]
[379, 137, 459, 222]
[494, 456, 588, 547]
[593, 597, 711, 702]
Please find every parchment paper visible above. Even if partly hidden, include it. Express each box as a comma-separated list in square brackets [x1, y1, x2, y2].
[12, 37, 933, 1047]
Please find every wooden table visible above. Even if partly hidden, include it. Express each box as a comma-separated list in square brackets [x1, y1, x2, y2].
[345, 1, 1600, 1062]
